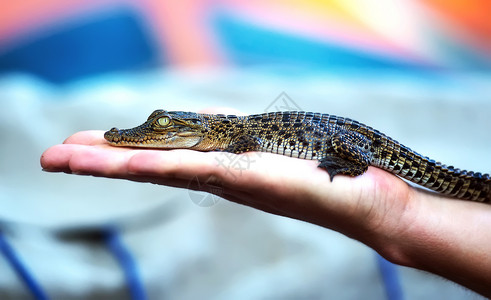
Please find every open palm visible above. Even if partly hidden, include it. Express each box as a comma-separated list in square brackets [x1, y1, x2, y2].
[40, 110, 491, 297]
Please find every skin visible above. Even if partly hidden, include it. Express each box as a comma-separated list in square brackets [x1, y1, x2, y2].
[40, 109, 491, 297]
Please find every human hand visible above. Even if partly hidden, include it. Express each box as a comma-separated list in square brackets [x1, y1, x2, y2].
[40, 128, 412, 247]
[40, 108, 491, 297]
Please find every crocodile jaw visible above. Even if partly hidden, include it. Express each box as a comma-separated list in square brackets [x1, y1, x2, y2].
[104, 128, 203, 149]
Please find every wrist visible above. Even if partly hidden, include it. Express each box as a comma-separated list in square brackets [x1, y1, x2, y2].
[370, 190, 491, 296]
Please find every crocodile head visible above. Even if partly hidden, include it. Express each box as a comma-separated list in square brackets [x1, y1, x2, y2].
[104, 110, 205, 148]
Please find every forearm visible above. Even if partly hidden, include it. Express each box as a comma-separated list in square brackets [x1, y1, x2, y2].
[376, 192, 491, 297]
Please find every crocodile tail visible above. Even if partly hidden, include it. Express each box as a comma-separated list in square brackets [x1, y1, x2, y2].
[374, 140, 491, 203]
[410, 163, 491, 203]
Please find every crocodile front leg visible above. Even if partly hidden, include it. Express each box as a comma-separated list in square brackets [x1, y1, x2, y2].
[224, 135, 262, 154]
[318, 129, 373, 181]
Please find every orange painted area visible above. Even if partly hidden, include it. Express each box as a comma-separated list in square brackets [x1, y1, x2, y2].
[425, 0, 491, 54]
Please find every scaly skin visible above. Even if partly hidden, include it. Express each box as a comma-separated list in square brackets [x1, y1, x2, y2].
[104, 110, 491, 203]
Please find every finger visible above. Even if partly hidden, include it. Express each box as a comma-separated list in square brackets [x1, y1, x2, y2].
[126, 149, 327, 193]
[41, 143, 136, 174]
[41, 144, 77, 173]
[42, 131, 109, 171]
[63, 130, 107, 146]
[68, 145, 141, 176]
[127, 149, 241, 181]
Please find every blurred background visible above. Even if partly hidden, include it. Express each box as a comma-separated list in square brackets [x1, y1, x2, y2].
[0, 1, 490, 299]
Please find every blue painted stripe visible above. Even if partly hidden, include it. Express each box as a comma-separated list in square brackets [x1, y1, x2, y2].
[105, 227, 147, 300]
[376, 253, 404, 300]
[0, 231, 50, 300]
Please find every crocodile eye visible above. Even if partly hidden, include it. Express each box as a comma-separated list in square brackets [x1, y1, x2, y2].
[148, 109, 165, 120]
[157, 117, 171, 127]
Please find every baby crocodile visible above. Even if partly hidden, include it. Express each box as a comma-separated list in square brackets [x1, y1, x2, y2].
[104, 110, 491, 203]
